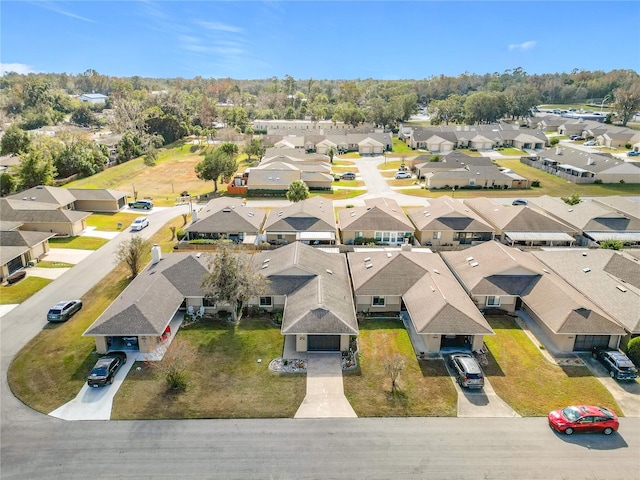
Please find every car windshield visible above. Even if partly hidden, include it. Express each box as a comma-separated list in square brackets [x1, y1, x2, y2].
[562, 407, 581, 421]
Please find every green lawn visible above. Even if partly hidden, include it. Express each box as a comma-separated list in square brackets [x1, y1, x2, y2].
[35, 261, 75, 268]
[343, 317, 457, 417]
[0, 277, 53, 304]
[483, 316, 620, 416]
[392, 138, 413, 153]
[49, 236, 109, 250]
[87, 212, 141, 231]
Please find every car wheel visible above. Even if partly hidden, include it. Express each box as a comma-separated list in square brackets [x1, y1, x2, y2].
[603, 427, 613, 435]
[592, 352, 597, 359]
[564, 428, 574, 435]
[609, 371, 615, 378]
[109, 376, 114, 385]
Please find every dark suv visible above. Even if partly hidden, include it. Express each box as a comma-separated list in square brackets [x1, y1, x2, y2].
[592, 348, 638, 380]
[128, 199, 153, 210]
[87, 351, 127, 387]
[47, 300, 83, 322]
[449, 353, 485, 389]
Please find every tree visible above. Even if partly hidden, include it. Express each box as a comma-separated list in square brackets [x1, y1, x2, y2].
[626, 336, 640, 367]
[560, 192, 581, 205]
[144, 146, 158, 166]
[464, 91, 507, 124]
[194, 148, 237, 193]
[70, 104, 98, 127]
[201, 243, 268, 324]
[613, 86, 640, 126]
[286, 180, 310, 202]
[1, 124, 31, 155]
[326, 145, 338, 164]
[549, 137, 560, 146]
[115, 235, 151, 279]
[0, 172, 17, 196]
[428, 94, 465, 126]
[383, 354, 405, 394]
[147, 337, 197, 392]
[244, 138, 263, 163]
[15, 147, 57, 189]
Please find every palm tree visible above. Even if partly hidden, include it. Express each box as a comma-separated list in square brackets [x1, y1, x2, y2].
[326, 145, 338, 164]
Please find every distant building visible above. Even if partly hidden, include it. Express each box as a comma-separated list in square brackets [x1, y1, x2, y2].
[79, 93, 108, 104]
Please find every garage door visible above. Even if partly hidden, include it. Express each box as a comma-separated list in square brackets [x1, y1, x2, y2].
[573, 335, 610, 351]
[7, 256, 24, 274]
[307, 335, 340, 352]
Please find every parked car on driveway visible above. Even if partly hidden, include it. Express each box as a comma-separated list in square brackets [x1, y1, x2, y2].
[583, 140, 597, 146]
[128, 200, 153, 210]
[394, 171, 412, 179]
[570, 135, 585, 141]
[627, 151, 639, 157]
[87, 351, 127, 387]
[448, 353, 484, 389]
[592, 347, 638, 380]
[512, 199, 528, 206]
[130, 216, 149, 231]
[47, 300, 82, 322]
[339, 172, 356, 180]
[548, 405, 619, 435]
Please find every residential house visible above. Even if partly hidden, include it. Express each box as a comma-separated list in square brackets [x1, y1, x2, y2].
[441, 241, 626, 352]
[337, 198, 415, 246]
[246, 160, 333, 191]
[79, 93, 108, 104]
[464, 197, 577, 246]
[8, 185, 77, 210]
[529, 195, 640, 246]
[0, 221, 55, 281]
[591, 196, 640, 219]
[521, 147, 640, 184]
[423, 165, 529, 190]
[0, 198, 90, 236]
[348, 250, 493, 353]
[413, 151, 494, 178]
[262, 196, 337, 245]
[184, 197, 266, 245]
[250, 242, 358, 352]
[67, 188, 128, 212]
[533, 249, 640, 338]
[406, 196, 494, 247]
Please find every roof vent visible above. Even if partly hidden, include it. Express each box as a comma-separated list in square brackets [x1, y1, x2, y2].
[31, 197, 36, 201]
[582, 252, 587, 256]
[350, 212, 356, 217]
[262, 264, 269, 269]
[223, 208, 231, 213]
[466, 256, 474, 262]
[424, 212, 431, 217]
[542, 269, 550, 274]
[365, 264, 373, 269]
[364, 257, 371, 262]
[196, 253, 201, 258]
[326, 269, 333, 275]
[277, 211, 283, 216]
[386, 253, 392, 258]
[263, 258, 270, 263]
[470, 262, 479, 267]
[247, 212, 254, 217]
[582, 267, 590, 273]
[568, 208, 573, 212]
[616, 285, 627, 292]
[433, 269, 440, 274]
[22, 197, 27, 200]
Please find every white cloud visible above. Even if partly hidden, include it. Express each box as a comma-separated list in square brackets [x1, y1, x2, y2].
[0, 63, 37, 75]
[195, 21, 244, 34]
[36, 1, 96, 23]
[508, 41, 537, 51]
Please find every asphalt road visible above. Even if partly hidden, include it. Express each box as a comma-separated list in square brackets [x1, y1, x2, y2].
[2, 204, 640, 480]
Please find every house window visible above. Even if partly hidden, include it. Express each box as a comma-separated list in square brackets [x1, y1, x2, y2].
[260, 296, 272, 307]
[372, 296, 385, 307]
[486, 296, 500, 307]
[433, 231, 441, 240]
[356, 232, 364, 239]
[203, 297, 216, 307]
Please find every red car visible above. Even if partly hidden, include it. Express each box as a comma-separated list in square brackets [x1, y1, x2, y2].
[548, 405, 619, 435]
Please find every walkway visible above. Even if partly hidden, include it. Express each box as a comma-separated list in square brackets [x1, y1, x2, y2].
[294, 353, 357, 419]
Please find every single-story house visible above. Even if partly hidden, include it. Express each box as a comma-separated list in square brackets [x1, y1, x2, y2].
[246, 160, 333, 191]
[250, 242, 358, 352]
[441, 241, 626, 352]
[67, 188, 128, 212]
[337, 198, 415, 246]
[533, 249, 640, 337]
[262, 196, 337, 245]
[184, 197, 266, 245]
[423, 165, 528, 190]
[529, 195, 640, 246]
[0, 198, 90, 237]
[464, 197, 577, 246]
[406, 196, 494, 247]
[9, 185, 77, 210]
[348, 250, 493, 353]
[0, 222, 55, 281]
[414, 151, 494, 178]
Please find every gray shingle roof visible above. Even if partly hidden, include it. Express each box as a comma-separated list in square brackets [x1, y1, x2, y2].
[263, 197, 335, 233]
[338, 198, 414, 232]
[8, 185, 76, 206]
[185, 197, 265, 234]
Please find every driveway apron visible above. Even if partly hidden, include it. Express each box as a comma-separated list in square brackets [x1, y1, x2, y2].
[294, 353, 357, 418]
[452, 373, 520, 418]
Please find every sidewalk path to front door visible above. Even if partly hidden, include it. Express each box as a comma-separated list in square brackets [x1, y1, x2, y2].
[294, 353, 357, 418]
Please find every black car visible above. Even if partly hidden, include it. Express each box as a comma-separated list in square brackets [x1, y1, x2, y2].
[592, 347, 638, 380]
[128, 199, 153, 210]
[87, 351, 127, 387]
[47, 300, 83, 322]
[449, 353, 485, 389]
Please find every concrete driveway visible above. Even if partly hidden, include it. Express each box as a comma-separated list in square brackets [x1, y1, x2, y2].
[294, 353, 357, 418]
[49, 352, 135, 420]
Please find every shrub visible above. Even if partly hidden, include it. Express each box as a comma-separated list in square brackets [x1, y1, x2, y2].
[600, 240, 624, 250]
[594, 179, 603, 184]
[531, 180, 540, 187]
[626, 337, 640, 367]
[549, 137, 560, 146]
[176, 229, 186, 240]
[354, 237, 378, 245]
[625, 143, 632, 149]
[620, 179, 625, 184]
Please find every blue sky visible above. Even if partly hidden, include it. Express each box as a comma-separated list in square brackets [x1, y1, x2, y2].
[2, 1, 639, 79]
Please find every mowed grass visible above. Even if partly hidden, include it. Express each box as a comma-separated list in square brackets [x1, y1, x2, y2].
[483, 316, 620, 417]
[343, 317, 457, 417]
[87, 212, 141, 231]
[49, 236, 109, 250]
[0, 277, 53, 304]
[34, 261, 75, 268]
[7, 214, 192, 413]
[66, 143, 216, 206]
[392, 138, 413, 153]
[112, 315, 306, 419]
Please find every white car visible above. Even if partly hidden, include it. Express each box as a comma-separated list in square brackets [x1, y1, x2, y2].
[394, 171, 412, 179]
[583, 140, 597, 146]
[130, 217, 149, 231]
